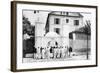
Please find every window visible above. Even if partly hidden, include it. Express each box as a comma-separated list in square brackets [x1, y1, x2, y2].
[69, 33, 73, 39]
[37, 10, 39, 13]
[66, 12, 68, 15]
[34, 10, 39, 14]
[63, 12, 65, 15]
[66, 19, 69, 23]
[54, 28, 60, 34]
[34, 10, 36, 14]
[61, 12, 62, 15]
[54, 18, 60, 24]
[74, 20, 79, 26]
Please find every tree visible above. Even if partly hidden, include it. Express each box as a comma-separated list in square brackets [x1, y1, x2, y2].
[83, 20, 91, 60]
[22, 15, 35, 57]
[23, 15, 35, 36]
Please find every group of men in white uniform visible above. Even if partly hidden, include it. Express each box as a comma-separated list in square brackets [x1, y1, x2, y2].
[34, 45, 72, 59]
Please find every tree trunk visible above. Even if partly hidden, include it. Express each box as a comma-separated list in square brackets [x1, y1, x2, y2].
[87, 34, 89, 60]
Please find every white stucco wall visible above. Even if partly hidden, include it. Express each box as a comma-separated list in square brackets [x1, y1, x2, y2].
[49, 14, 83, 37]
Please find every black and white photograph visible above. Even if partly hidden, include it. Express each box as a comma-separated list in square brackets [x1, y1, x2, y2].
[22, 10, 91, 62]
[11, 1, 97, 71]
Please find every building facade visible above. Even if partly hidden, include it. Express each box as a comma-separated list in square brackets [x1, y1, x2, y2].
[45, 11, 84, 47]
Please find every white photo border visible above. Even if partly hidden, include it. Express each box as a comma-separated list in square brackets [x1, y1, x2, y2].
[11, 1, 98, 71]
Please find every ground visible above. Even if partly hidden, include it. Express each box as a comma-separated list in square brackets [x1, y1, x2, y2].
[22, 54, 90, 63]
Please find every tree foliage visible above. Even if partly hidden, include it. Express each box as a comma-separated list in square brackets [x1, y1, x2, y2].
[83, 20, 91, 35]
[23, 15, 35, 36]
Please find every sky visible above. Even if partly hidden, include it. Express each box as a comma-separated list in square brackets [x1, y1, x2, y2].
[23, 10, 92, 27]
[23, 10, 50, 26]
